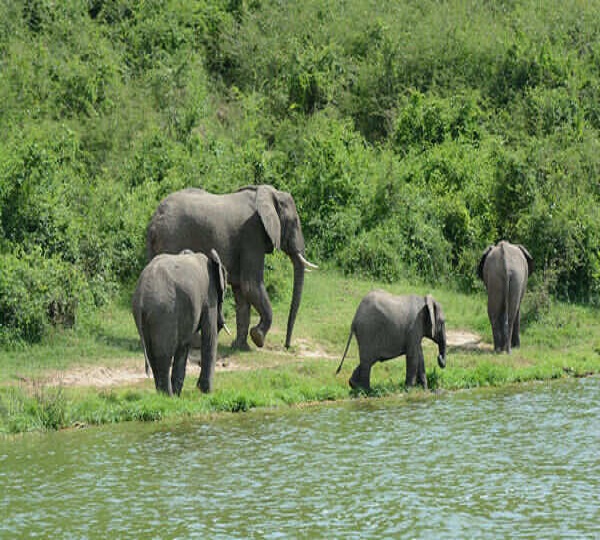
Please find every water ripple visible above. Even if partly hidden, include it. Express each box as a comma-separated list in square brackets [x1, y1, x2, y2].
[1, 377, 598, 538]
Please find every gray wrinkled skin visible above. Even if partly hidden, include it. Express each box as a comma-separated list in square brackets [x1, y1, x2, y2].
[146, 185, 314, 351]
[132, 249, 227, 395]
[336, 291, 447, 390]
[478, 240, 534, 353]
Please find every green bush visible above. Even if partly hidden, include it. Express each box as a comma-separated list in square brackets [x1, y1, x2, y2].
[502, 135, 600, 303]
[337, 225, 405, 283]
[281, 113, 374, 259]
[0, 248, 92, 345]
[393, 91, 484, 154]
[1, 0, 600, 346]
[0, 125, 87, 262]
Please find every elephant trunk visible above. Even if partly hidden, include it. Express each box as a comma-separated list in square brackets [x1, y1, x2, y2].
[285, 254, 306, 348]
[437, 332, 447, 369]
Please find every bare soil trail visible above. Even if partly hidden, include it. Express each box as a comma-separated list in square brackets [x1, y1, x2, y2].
[34, 329, 485, 389]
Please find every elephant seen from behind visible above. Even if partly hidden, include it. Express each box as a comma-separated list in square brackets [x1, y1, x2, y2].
[146, 185, 317, 351]
[478, 240, 534, 353]
[132, 249, 227, 395]
[336, 290, 447, 390]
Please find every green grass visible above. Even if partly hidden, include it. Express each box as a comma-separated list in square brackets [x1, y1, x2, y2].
[1, 269, 599, 433]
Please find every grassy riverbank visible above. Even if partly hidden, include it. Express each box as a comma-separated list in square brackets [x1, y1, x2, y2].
[1, 268, 599, 434]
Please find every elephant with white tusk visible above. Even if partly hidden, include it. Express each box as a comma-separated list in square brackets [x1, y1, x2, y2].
[132, 249, 228, 395]
[336, 290, 447, 390]
[477, 240, 534, 353]
[146, 185, 317, 350]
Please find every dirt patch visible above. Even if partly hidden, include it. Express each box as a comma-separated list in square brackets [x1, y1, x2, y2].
[31, 329, 485, 389]
[447, 329, 487, 350]
[37, 356, 252, 389]
[46, 363, 147, 388]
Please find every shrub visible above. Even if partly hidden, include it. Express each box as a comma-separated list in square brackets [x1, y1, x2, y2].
[392, 91, 484, 154]
[337, 225, 405, 283]
[287, 41, 343, 114]
[524, 86, 583, 137]
[0, 0, 599, 334]
[0, 248, 92, 345]
[507, 135, 600, 303]
[282, 112, 374, 259]
[0, 125, 88, 263]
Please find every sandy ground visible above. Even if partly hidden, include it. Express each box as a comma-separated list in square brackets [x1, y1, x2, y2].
[36, 329, 484, 389]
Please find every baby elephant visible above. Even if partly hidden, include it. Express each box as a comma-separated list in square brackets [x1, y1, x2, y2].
[336, 290, 447, 390]
[132, 249, 227, 396]
[478, 240, 534, 353]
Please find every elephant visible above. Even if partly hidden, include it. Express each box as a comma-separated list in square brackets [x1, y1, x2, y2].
[132, 248, 227, 395]
[146, 185, 317, 350]
[335, 290, 447, 390]
[477, 240, 534, 353]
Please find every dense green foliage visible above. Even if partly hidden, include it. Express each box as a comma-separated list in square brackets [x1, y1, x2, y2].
[1, 0, 599, 344]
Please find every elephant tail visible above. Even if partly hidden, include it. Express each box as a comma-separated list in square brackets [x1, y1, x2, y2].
[335, 328, 354, 375]
[502, 244, 511, 351]
[141, 341, 152, 378]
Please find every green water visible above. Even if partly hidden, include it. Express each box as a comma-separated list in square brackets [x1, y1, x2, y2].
[1, 377, 599, 538]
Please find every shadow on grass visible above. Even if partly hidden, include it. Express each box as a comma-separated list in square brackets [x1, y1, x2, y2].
[93, 328, 241, 357]
[349, 381, 407, 398]
[92, 329, 140, 352]
[447, 342, 492, 355]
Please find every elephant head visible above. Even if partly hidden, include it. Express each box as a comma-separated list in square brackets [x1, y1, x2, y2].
[253, 185, 317, 348]
[425, 295, 447, 368]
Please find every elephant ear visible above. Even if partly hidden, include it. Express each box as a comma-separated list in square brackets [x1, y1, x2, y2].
[477, 245, 494, 281]
[208, 249, 227, 303]
[425, 295, 436, 340]
[256, 186, 281, 251]
[517, 244, 534, 276]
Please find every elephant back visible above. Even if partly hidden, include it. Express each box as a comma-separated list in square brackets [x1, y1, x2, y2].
[146, 188, 246, 275]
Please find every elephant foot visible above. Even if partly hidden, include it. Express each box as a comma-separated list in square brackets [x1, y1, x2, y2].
[250, 326, 265, 348]
[197, 379, 212, 393]
[231, 339, 251, 352]
[349, 376, 369, 391]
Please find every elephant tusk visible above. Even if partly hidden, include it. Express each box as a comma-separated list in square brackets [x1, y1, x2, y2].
[298, 253, 318, 270]
[223, 324, 232, 336]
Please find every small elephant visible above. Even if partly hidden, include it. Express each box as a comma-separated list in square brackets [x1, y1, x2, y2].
[132, 249, 227, 395]
[146, 185, 317, 351]
[477, 240, 534, 353]
[336, 291, 447, 390]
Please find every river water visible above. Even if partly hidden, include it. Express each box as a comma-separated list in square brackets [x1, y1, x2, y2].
[1, 377, 599, 538]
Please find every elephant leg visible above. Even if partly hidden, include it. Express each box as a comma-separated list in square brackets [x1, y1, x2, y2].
[197, 320, 217, 393]
[243, 281, 272, 348]
[490, 311, 506, 353]
[511, 309, 521, 348]
[417, 348, 428, 389]
[488, 291, 507, 352]
[405, 357, 417, 388]
[171, 344, 189, 396]
[349, 363, 371, 390]
[231, 285, 251, 351]
[406, 344, 425, 388]
[150, 356, 173, 396]
[503, 312, 512, 354]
